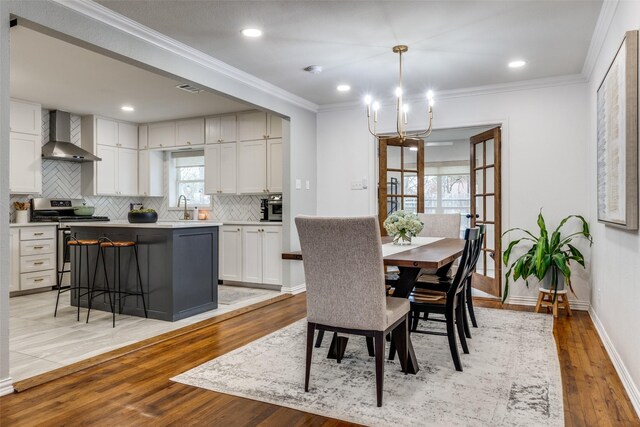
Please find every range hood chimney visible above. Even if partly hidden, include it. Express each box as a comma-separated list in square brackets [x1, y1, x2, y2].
[42, 111, 101, 162]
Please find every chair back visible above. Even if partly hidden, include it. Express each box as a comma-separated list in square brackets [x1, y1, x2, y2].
[417, 213, 461, 238]
[468, 224, 485, 273]
[447, 227, 481, 300]
[295, 216, 387, 331]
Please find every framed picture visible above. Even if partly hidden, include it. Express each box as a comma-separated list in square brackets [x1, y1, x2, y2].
[597, 30, 639, 230]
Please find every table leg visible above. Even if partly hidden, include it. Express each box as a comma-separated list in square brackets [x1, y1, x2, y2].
[392, 267, 422, 298]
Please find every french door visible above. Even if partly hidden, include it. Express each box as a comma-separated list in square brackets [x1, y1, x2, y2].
[469, 127, 502, 297]
[377, 137, 424, 234]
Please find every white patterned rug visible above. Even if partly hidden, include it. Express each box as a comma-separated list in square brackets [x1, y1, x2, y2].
[172, 308, 563, 426]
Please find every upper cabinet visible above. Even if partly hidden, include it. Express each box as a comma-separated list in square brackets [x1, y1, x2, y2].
[118, 122, 138, 149]
[9, 99, 42, 194]
[148, 121, 176, 149]
[138, 125, 148, 150]
[10, 99, 40, 135]
[176, 118, 205, 147]
[206, 115, 236, 144]
[238, 112, 282, 141]
[267, 114, 283, 139]
[96, 118, 137, 149]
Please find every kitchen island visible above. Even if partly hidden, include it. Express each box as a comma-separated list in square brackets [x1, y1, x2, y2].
[67, 221, 222, 321]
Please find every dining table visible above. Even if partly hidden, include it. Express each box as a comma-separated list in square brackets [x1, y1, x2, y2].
[282, 236, 466, 375]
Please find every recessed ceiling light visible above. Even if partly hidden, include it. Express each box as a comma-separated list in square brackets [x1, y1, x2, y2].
[337, 84, 351, 92]
[241, 28, 262, 38]
[121, 105, 134, 112]
[508, 60, 526, 68]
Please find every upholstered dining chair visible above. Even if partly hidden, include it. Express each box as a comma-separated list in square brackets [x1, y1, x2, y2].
[417, 213, 461, 238]
[295, 216, 411, 407]
[409, 227, 480, 372]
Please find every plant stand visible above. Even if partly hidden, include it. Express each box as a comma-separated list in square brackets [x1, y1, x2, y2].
[534, 288, 572, 318]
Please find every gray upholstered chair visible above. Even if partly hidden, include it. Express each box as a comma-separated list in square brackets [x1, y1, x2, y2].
[295, 215, 411, 407]
[417, 213, 462, 238]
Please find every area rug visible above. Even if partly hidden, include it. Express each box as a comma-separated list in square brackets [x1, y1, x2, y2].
[172, 308, 563, 426]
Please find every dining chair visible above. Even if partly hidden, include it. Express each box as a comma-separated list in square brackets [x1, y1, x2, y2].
[408, 227, 480, 372]
[417, 213, 461, 238]
[415, 225, 485, 338]
[295, 216, 411, 407]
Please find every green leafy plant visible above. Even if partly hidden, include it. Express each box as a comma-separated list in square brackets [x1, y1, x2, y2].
[129, 208, 156, 213]
[502, 210, 592, 303]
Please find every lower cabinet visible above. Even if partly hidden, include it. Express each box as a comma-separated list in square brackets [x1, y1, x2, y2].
[218, 225, 282, 286]
[10, 225, 57, 294]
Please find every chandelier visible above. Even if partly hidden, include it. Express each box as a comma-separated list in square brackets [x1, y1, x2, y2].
[365, 45, 434, 142]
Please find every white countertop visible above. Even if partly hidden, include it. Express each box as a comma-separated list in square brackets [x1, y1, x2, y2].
[63, 220, 223, 229]
[9, 222, 57, 228]
[214, 220, 283, 226]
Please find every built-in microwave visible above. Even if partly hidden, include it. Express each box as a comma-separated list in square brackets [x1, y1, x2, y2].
[267, 195, 282, 221]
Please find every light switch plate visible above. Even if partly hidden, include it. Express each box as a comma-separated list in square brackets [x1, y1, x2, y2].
[295, 179, 302, 190]
[305, 180, 310, 190]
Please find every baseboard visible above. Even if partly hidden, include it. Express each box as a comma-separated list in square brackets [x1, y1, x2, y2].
[589, 307, 640, 417]
[280, 283, 306, 295]
[0, 377, 14, 396]
[219, 281, 281, 292]
[505, 295, 590, 311]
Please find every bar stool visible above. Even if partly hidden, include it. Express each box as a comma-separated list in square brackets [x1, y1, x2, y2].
[87, 237, 148, 327]
[54, 238, 101, 320]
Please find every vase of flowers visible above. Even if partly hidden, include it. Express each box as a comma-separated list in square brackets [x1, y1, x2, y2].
[383, 210, 424, 245]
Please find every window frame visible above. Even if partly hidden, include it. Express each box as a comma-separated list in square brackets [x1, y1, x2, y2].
[168, 151, 212, 209]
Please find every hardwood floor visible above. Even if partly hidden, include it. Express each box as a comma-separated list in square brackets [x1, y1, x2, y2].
[1, 295, 638, 426]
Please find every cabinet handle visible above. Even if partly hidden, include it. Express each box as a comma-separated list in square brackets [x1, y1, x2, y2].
[33, 246, 44, 250]
[34, 278, 44, 282]
[34, 261, 44, 265]
[237, 228, 241, 231]
[34, 233, 44, 236]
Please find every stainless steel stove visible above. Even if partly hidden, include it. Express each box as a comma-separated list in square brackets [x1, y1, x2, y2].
[30, 198, 110, 290]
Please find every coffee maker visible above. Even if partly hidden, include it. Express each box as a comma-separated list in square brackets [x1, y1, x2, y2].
[260, 198, 269, 221]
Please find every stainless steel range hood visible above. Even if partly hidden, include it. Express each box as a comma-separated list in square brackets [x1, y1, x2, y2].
[42, 111, 101, 162]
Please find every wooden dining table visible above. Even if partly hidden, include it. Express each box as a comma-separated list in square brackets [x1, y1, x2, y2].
[282, 236, 466, 375]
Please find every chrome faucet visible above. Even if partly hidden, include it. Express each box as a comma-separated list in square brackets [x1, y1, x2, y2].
[177, 195, 191, 220]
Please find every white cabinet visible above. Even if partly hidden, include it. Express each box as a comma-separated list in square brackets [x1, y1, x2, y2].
[95, 145, 138, 196]
[206, 115, 237, 144]
[267, 114, 282, 139]
[9, 133, 42, 194]
[205, 143, 237, 194]
[219, 225, 243, 281]
[139, 149, 164, 197]
[238, 111, 267, 141]
[10, 225, 57, 294]
[267, 139, 283, 193]
[138, 125, 148, 149]
[241, 226, 282, 285]
[10, 100, 40, 135]
[118, 122, 139, 149]
[9, 229, 20, 293]
[148, 121, 176, 148]
[96, 118, 138, 149]
[176, 118, 205, 147]
[9, 99, 41, 194]
[238, 140, 267, 194]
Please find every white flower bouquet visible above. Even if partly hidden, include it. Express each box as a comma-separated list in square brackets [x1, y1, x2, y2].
[383, 210, 424, 245]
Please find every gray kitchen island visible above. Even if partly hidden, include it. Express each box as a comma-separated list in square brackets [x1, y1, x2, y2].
[66, 221, 222, 321]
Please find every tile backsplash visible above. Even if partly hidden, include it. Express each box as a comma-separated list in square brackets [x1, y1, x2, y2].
[9, 110, 263, 222]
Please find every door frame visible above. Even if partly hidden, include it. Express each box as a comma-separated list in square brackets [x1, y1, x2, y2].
[370, 120, 510, 299]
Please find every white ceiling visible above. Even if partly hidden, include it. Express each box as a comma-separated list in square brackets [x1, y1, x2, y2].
[96, 0, 603, 106]
[10, 26, 251, 123]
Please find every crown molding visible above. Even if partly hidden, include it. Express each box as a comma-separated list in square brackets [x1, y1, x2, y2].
[50, 0, 319, 113]
[318, 74, 587, 113]
[581, 0, 620, 81]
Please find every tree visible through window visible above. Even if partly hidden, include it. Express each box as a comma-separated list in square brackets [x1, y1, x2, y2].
[173, 153, 211, 206]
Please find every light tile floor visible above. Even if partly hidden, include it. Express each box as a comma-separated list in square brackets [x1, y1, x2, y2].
[9, 285, 280, 382]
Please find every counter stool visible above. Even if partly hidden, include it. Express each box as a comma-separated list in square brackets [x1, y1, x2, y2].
[54, 238, 100, 321]
[87, 237, 148, 327]
[534, 288, 572, 318]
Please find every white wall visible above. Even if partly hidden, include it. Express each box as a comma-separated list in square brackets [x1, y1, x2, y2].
[0, 0, 317, 393]
[318, 82, 592, 305]
[587, 0, 640, 413]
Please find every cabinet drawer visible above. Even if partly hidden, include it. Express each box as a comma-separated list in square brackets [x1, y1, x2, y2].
[20, 239, 56, 255]
[20, 227, 56, 241]
[20, 253, 56, 273]
[20, 270, 56, 291]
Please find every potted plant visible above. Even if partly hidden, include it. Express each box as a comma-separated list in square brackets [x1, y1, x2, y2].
[383, 210, 424, 245]
[502, 211, 592, 302]
[128, 208, 158, 223]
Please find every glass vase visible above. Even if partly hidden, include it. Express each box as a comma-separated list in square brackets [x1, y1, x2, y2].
[393, 233, 412, 246]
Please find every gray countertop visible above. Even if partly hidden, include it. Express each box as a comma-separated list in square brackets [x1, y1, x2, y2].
[64, 220, 224, 228]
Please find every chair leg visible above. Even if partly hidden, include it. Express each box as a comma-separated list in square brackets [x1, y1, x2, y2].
[388, 335, 396, 361]
[460, 288, 472, 339]
[374, 331, 385, 407]
[366, 336, 375, 357]
[305, 322, 316, 392]
[446, 311, 463, 371]
[465, 277, 478, 328]
[411, 309, 420, 332]
[315, 330, 325, 348]
[456, 300, 470, 354]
